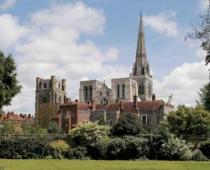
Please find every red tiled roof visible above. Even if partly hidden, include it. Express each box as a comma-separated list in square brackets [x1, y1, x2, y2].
[94, 100, 172, 113]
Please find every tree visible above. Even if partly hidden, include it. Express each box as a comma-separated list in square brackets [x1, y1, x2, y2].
[110, 112, 141, 136]
[199, 83, 210, 111]
[0, 51, 21, 110]
[186, 0, 210, 65]
[162, 105, 210, 143]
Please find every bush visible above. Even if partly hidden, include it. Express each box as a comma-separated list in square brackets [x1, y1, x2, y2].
[65, 147, 88, 160]
[68, 122, 109, 147]
[87, 136, 110, 160]
[123, 136, 149, 159]
[200, 140, 210, 159]
[0, 137, 51, 159]
[192, 149, 208, 161]
[160, 134, 192, 160]
[110, 113, 141, 137]
[49, 140, 69, 159]
[106, 137, 127, 160]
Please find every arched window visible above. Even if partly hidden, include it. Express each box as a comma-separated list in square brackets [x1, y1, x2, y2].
[84, 86, 88, 100]
[141, 68, 145, 75]
[122, 84, 125, 98]
[117, 84, 120, 98]
[139, 83, 144, 95]
[89, 85, 92, 100]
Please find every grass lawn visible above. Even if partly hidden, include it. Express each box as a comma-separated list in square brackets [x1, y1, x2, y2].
[0, 160, 209, 170]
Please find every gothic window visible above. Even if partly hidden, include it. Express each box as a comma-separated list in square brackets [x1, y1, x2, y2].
[89, 85, 92, 100]
[142, 115, 147, 126]
[44, 83, 47, 88]
[134, 66, 137, 76]
[139, 83, 144, 95]
[55, 93, 57, 102]
[39, 82, 42, 89]
[84, 86, 88, 100]
[122, 84, 125, 98]
[117, 84, 120, 98]
[100, 91, 103, 96]
[141, 68, 145, 75]
[62, 84, 65, 91]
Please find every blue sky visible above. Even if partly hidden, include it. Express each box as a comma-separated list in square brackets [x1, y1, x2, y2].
[0, 0, 209, 113]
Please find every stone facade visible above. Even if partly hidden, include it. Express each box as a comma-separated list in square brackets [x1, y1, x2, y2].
[111, 78, 138, 103]
[79, 80, 111, 104]
[35, 75, 66, 128]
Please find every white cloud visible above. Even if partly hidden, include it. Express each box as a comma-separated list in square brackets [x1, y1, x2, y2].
[144, 12, 178, 37]
[200, 0, 209, 11]
[154, 61, 209, 106]
[3, 2, 129, 114]
[0, 0, 16, 11]
[0, 14, 26, 49]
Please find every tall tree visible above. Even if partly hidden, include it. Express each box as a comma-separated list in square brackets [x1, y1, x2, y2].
[161, 105, 210, 143]
[187, 0, 210, 65]
[199, 83, 210, 111]
[0, 51, 21, 111]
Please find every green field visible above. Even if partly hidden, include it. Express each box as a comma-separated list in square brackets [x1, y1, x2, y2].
[0, 160, 210, 170]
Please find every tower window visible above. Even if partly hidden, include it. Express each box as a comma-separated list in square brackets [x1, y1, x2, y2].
[117, 84, 120, 98]
[39, 82, 42, 89]
[44, 83, 47, 88]
[89, 86, 92, 100]
[122, 84, 125, 98]
[139, 83, 144, 95]
[141, 68, 145, 75]
[84, 86, 88, 101]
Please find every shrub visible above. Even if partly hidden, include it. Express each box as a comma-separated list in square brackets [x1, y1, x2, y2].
[160, 134, 192, 160]
[87, 136, 111, 160]
[200, 140, 210, 159]
[68, 122, 109, 147]
[106, 137, 127, 160]
[0, 137, 51, 159]
[123, 136, 149, 159]
[192, 149, 208, 161]
[65, 147, 88, 160]
[49, 140, 69, 159]
[110, 113, 141, 137]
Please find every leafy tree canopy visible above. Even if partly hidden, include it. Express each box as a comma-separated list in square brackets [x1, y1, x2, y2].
[199, 83, 210, 112]
[0, 51, 21, 109]
[161, 105, 210, 142]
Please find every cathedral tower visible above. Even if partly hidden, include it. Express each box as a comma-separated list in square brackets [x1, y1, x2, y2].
[35, 75, 66, 128]
[130, 14, 153, 101]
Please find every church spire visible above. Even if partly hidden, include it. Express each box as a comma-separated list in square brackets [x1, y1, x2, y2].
[136, 13, 147, 65]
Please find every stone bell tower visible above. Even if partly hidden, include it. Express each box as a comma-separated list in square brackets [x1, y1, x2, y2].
[35, 75, 66, 128]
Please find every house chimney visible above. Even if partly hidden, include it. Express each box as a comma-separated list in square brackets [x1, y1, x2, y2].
[152, 94, 156, 101]
[133, 95, 137, 108]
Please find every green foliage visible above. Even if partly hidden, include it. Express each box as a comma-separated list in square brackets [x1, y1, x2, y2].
[160, 134, 192, 160]
[106, 137, 127, 160]
[0, 137, 51, 159]
[192, 149, 208, 161]
[110, 113, 141, 136]
[87, 136, 111, 160]
[68, 122, 109, 147]
[0, 122, 15, 135]
[49, 140, 69, 159]
[65, 147, 88, 160]
[0, 51, 21, 109]
[162, 105, 210, 142]
[199, 83, 210, 112]
[200, 140, 210, 159]
[47, 122, 60, 134]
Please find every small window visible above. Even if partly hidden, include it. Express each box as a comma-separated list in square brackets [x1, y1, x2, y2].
[142, 115, 147, 126]
[117, 84, 120, 98]
[100, 91, 103, 96]
[39, 82, 42, 89]
[44, 83, 47, 88]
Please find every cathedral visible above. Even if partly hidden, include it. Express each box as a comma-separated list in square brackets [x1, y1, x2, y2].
[35, 15, 174, 131]
[79, 14, 153, 104]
